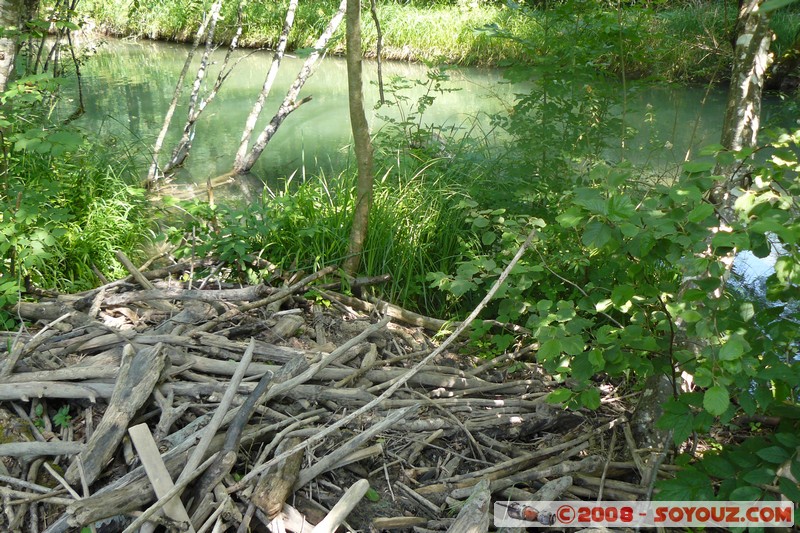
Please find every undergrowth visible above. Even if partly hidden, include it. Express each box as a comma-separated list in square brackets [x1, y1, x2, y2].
[0, 78, 154, 327]
[167, 161, 478, 315]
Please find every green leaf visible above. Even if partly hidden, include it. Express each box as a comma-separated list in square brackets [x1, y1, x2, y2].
[537, 339, 562, 362]
[778, 476, 800, 503]
[546, 388, 572, 404]
[683, 160, 715, 173]
[471, 216, 490, 229]
[774, 433, 799, 448]
[719, 335, 749, 361]
[579, 388, 601, 410]
[704, 385, 730, 416]
[755, 446, 790, 464]
[701, 455, 737, 479]
[687, 202, 715, 223]
[481, 231, 496, 245]
[611, 284, 635, 307]
[364, 487, 381, 502]
[762, 0, 798, 13]
[556, 207, 584, 228]
[729, 485, 763, 501]
[449, 278, 477, 297]
[582, 220, 615, 249]
[742, 467, 776, 485]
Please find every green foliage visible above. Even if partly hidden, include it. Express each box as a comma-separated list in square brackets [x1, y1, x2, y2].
[0, 77, 153, 326]
[167, 163, 472, 314]
[53, 405, 71, 430]
[76, 0, 800, 79]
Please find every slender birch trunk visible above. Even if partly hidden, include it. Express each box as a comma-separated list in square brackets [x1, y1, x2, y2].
[234, 0, 298, 167]
[343, 0, 374, 276]
[233, 0, 347, 175]
[163, 1, 245, 174]
[146, 0, 223, 185]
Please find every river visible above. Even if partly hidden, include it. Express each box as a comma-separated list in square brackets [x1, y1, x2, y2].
[75, 38, 795, 187]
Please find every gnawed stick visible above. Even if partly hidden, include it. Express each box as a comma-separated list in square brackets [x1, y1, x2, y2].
[311, 478, 370, 533]
[65, 343, 166, 485]
[446, 478, 490, 533]
[114, 251, 175, 313]
[250, 436, 305, 520]
[128, 423, 194, 532]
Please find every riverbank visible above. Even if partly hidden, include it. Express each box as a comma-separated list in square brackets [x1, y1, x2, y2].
[78, 0, 800, 84]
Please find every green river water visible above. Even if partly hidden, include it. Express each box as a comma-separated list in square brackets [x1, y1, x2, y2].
[77, 39, 796, 188]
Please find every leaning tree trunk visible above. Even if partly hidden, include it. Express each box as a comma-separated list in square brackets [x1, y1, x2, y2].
[146, 0, 223, 185]
[233, 0, 346, 174]
[0, 0, 23, 93]
[342, 0, 374, 276]
[630, 0, 773, 492]
[162, 0, 244, 175]
[234, 0, 298, 168]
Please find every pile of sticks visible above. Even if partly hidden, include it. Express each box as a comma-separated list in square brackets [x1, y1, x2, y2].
[0, 258, 653, 532]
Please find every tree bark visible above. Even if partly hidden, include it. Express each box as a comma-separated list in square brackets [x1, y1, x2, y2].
[234, 0, 298, 167]
[146, 0, 223, 184]
[343, 0, 375, 276]
[233, 0, 347, 174]
[712, 0, 772, 237]
[0, 0, 23, 93]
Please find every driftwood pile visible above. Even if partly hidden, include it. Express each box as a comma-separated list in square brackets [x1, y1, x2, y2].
[0, 256, 656, 532]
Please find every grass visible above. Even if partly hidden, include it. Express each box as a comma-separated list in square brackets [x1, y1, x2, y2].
[170, 152, 485, 314]
[1, 131, 154, 300]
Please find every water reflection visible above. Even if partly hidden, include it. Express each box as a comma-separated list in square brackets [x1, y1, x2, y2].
[76, 38, 795, 186]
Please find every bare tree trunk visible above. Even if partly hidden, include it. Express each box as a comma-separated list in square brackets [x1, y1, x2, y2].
[163, 0, 245, 174]
[342, 0, 374, 276]
[713, 0, 772, 202]
[233, 0, 347, 175]
[146, 0, 223, 185]
[369, 0, 384, 105]
[0, 0, 23, 93]
[234, 0, 298, 167]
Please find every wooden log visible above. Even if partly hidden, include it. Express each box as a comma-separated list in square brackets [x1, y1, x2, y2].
[0, 441, 83, 458]
[4, 362, 119, 383]
[65, 343, 167, 485]
[102, 284, 271, 306]
[251, 436, 305, 519]
[0, 382, 115, 402]
[311, 478, 370, 533]
[446, 478, 490, 533]
[128, 423, 194, 532]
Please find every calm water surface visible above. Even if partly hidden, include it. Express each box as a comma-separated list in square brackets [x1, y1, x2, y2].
[77, 39, 795, 186]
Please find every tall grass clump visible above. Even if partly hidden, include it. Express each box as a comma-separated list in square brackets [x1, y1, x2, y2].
[0, 127, 154, 325]
[170, 157, 479, 314]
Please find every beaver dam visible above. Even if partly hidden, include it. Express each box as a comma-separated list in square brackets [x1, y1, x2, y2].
[0, 252, 663, 533]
